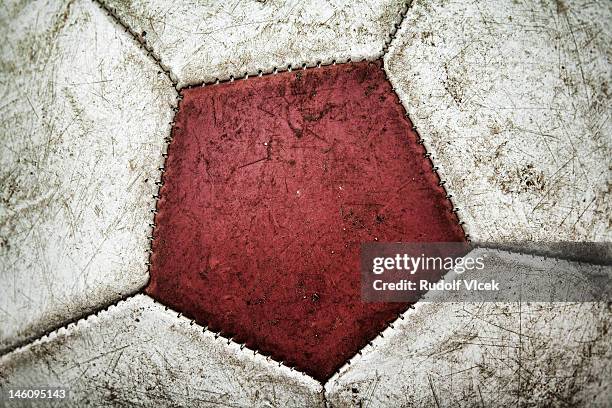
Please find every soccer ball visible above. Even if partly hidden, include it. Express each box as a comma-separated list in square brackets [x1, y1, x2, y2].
[1, 0, 610, 406]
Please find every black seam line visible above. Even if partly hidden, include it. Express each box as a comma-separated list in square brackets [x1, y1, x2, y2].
[381, 0, 467, 237]
[379, 60, 470, 241]
[321, 387, 331, 408]
[177, 0, 411, 91]
[145, 89, 182, 288]
[176, 0, 409, 93]
[0, 290, 141, 358]
[382, 0, 412, 55]
[178, 57, 374, 92]
[145, 296, 323, 385]
[92, 0, 180, 90]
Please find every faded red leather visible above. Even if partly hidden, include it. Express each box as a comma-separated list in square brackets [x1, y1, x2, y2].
[148, 61, 465, 380]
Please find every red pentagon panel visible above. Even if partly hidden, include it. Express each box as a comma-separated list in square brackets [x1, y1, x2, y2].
[148, 60, 465, 381]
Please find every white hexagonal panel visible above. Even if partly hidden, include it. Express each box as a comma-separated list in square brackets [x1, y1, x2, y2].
[385, 0, 611, 242]
[0, 0, 176, 352]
